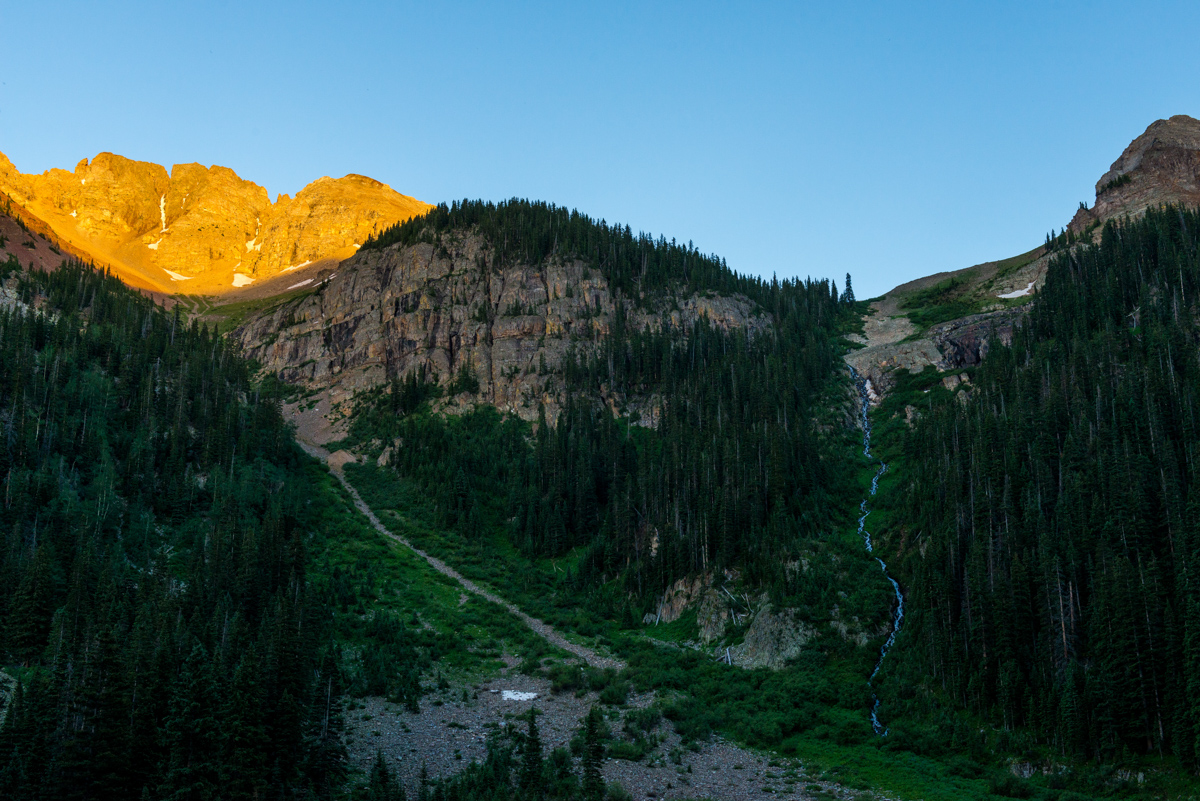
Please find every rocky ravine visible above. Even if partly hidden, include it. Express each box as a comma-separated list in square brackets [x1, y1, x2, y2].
[232, 232, 769, 425]
[844, 288, 1028, 401]
[0, 150, 430, 295]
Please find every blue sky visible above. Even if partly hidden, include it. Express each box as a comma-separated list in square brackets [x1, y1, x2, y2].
[2, 1, 1199, 298]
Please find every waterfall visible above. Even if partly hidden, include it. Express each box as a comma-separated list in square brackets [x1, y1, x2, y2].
[850, 366, 905, 737]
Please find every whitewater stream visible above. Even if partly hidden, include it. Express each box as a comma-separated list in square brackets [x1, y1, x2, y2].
[849, 366, 905, 736]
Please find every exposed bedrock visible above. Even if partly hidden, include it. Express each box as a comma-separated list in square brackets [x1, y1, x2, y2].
[232, 233, 769, 424]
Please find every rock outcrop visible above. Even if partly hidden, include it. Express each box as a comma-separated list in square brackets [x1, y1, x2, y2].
[844, 307, 947, 399]
[1069, 114, 1200, 233]
[0, 150, 430, 294]
[846, 301, 1027, 400]
[729, 606, 815, 670]
[646, 573, 747, 643]
[849, 115, 1200, 399]
[231, 233, 769, 423]
[928, 306, 1027, 369]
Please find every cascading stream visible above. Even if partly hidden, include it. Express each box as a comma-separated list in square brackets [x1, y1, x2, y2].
[849, 366, 905, 736]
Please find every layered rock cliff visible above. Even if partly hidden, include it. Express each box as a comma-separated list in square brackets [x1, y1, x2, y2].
[0, 150, 431, 294]
[231, 232, 768, 424]
[1069, 114, 1200, 232]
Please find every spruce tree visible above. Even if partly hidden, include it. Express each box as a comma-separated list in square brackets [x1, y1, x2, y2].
[519, 708, 545, 799]
[368, 750, 404, 801]
[582, 706, 605, 801]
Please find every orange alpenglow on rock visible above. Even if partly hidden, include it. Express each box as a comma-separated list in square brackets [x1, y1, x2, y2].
[0, 150, 432, 294]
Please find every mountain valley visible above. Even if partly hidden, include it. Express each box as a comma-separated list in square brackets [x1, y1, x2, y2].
[2, 116, 1200, 801]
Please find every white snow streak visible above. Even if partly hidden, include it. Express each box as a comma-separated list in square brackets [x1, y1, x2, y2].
[147, 238, 163, 250]
[283, 260, 313, 272]
[163, 269, 193, 281]
[997, 280, 1036, 299]
[501, 691, 538, 701]
[159, 195, 167, 231]
[246, 217, 261, 252]
[287, 279, 314, 290]
[232, 273, 254, 287]
[70, 210, 77, 218]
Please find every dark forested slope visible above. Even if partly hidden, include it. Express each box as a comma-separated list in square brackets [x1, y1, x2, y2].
[350, 199, 864, 607]
[0, 256, 346, 799]
[876, 207, 1200, 769]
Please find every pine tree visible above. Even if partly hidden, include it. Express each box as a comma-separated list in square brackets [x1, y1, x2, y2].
[159, 645, 222, 801]
[367, 750, 404, 801]
[519, 708, 545, 800]
[221, 647, 269, 801]
[5, 544, 54, 660]
[417, 763, 430, 801]
[582, 706, 605, 801]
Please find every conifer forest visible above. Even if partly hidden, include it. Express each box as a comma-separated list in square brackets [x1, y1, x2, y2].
[2, 198, 1200, 801]
[876, 208, 1200, 768]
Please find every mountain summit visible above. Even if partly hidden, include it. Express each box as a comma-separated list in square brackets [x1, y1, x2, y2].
[846, 114, 1200, 400]
[1069, 113, 1200, 231]
[0, 150, 431, 294]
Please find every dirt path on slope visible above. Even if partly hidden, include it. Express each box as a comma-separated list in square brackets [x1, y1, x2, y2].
[297, 439, 623, 671]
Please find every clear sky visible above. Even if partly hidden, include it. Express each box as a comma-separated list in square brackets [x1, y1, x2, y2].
[2, 1, 1199, 298]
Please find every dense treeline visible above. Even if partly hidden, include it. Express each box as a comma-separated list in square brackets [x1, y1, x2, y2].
[353, 200, 859, 602]
[0, 260, 345, 799]
[364, 198, 848, 307]
[881, 207, 1200, 767]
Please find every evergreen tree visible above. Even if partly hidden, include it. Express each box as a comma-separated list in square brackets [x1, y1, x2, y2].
[0, 258, 345, 798]
[367, 750, 404, 801]
[519, 708, 545, 799]
[582, 707, 604, 801]
[347, 199, 857, 605]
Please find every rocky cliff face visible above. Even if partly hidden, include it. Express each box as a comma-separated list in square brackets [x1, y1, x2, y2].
[846, 280, 1032, 401]
[1069, 114, 1200, 232]
[0, 150, 430, 294]
[851, 115, 1200, 401]
[928, 306, 1026, 369]
[231, 233, 769, 424]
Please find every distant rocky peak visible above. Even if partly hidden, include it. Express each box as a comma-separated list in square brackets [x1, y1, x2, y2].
[0, 149, 431, 295]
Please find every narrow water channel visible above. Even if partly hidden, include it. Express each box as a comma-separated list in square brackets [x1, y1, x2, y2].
[849, 366, 905, 736]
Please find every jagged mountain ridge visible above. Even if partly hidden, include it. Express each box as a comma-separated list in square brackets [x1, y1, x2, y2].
[0, 150, 431, 295]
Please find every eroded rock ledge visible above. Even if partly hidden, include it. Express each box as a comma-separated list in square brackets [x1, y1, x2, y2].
[233, 233, 769, 424]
